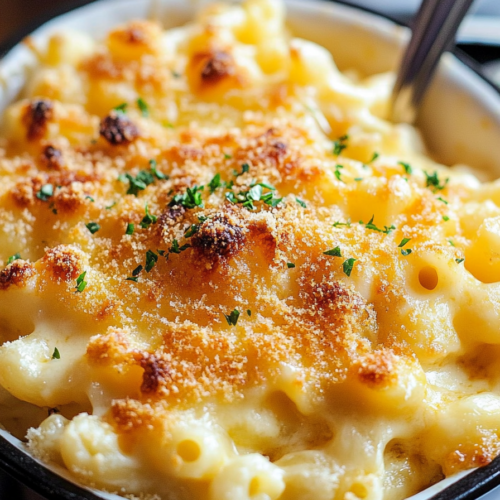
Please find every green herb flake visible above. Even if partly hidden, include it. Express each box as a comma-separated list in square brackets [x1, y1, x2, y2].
[86, 222, 100, 234]
[333, 220, 351, 228]
[324, 246, 342, 257]
[224, 153, 232, 160]
[287, 262, 296, 268]
[145, 250, 158, 272]
[456, 258, 465, 264]
[169, 185, 204, 210]
[137, 97, 149, 117]
[75, 271, 87, 293]
[369, 152, 380, 163]
[126, 223, 135, 236]
[169, 239, 191, 254]
[224, 309, 240, 326]
[442, 216, 450, 222]
[448, 239, 455, 247]
[106, 201, 117, 210]
[184, 224, 199, 238]
[7, 253, 21, 265]
[226, 183, 281, 210]
[247, 309, 251, 317]
[295, 197, 307, 208]
[149, 159, 168, 180]
[437, 197, 449, 205]
[361, 215, 396, 234]
[342, 258, 357, 277]
[126, 276, 139, 282]
[398, 238, 411, 248]
[398, 161, 412, 174]
[85, 195, 95, 202]
[333, 135, 349, 156]
[52, 347, 60, 360]
[140, 203, 158, 229]
[208, 173, 222, 194]
[354, 177, 363, 182]
[401, 248, 412, 256]
[234, 163, 250, 177]
[119, 171, 155, 196]
[132, 265, 143, 277]
[334, 164, 344, 182]
[114, 102, 128, 113]
[36, 184, 54, 202]
[425, 171, 449, 192]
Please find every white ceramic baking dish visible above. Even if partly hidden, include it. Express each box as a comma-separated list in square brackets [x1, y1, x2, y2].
[1, 1, 500, 499]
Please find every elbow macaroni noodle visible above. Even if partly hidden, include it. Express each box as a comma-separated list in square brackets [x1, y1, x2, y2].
[0, 0, 499, 498]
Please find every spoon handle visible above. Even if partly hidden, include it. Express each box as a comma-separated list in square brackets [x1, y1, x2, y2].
[391, 0, 475, 123]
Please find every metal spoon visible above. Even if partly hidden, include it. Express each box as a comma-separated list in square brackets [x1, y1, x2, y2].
[391, 0, 475, 123]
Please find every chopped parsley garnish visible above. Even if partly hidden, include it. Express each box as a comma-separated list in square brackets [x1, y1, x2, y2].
[75, 271, 87, 293]
[442, 215, 450, 221]
[398, 161, 412, 174]
[369, 152, 380, 163]
[247, 309, 251, 317]
[85, 195, 95, 202]
[140, 203, 158, 229]
[106, 201, 117, 210]
[399, 238, 412, 256]
[437, 197, 448, 205]
[52, 347, 60, 360]
[456, 258, 465, 264]
[114, 102, 128, 113]
[132, 265, 143, 277]
[86, 222, 100, 234]
[354, 177, 363, 182]
[295, 197, 307, 208]
[184, 224, 200, 238]
[334, 164, 344, 182]
[126, 223, 135, 235]
[234, 163, 250, 177]
[145, 250, 158, 272]
[333, 135, 349, 156]
[224, 153, 232, 160]
[224, 309, 240, 326]
[287, 262, 296, 268]
[119, 171, 155, 196]
[7, 253, 21, 265]
[126, 276, 139, 282]
[425, 171, 449, 192]
[137, 97, 149, 117]
[169, 185, 204, 209]
[149, 159, 168, 180]
[448, 239, 455, 247]
[361, 215, 395, 234]
[324, 246, 342, 257]
[342, 258, 357, 277]
[169, 239, 191, 254]
[226, 183, 281, 210]
[208, 173, 222, 194]
[333, 220, 351, 228]
[36, 184, 54, 202]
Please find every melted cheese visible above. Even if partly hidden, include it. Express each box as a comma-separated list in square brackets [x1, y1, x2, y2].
[0, 0, 499, 499]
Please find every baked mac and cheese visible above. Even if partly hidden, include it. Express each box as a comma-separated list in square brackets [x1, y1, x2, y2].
[0, 1, 499, 499]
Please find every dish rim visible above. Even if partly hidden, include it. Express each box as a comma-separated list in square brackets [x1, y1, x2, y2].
[0, 1, 500, 499]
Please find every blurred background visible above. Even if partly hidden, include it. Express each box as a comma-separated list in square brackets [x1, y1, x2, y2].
[0, 0, 499, 498]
